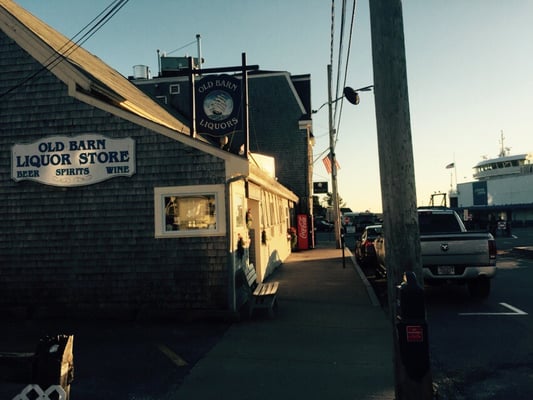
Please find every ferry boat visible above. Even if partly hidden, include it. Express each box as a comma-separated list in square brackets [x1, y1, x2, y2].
[472, 145, 533, 181]
[451, 133, 533, 228]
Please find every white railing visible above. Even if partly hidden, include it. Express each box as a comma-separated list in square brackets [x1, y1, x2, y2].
[12, 384, 66, 400]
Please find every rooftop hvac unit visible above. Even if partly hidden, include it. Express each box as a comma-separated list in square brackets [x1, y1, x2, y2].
[160, 56, 200, 76]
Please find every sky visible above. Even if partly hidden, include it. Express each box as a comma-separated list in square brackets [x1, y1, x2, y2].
[13, 0, 533, 213]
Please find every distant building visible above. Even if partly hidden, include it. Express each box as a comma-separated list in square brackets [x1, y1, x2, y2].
[132, 58, 316, 247]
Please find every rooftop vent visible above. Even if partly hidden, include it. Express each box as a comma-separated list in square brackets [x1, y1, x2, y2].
[132, 65, 150, 80]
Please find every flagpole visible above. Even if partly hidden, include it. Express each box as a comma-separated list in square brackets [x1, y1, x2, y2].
[328, 64, 341, 249]
[450, 170, 453, 191]
[452, 154, 457, 192]
[454, 161, 457, 190]
[445, 160, 457, 197]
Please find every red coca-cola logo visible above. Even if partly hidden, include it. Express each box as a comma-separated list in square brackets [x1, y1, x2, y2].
[298, 216, 308, 239]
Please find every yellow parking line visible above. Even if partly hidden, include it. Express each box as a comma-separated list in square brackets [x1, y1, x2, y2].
[157, 344, 188, 367]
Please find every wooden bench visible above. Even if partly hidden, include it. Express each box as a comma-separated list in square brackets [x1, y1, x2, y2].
[240, 265, 279, 318]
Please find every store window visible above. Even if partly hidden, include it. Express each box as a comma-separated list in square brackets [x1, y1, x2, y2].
[154, 184, 225, 237]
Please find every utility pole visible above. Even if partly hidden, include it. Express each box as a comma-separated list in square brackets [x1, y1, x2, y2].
[327, 64, 341, 249]
[369, 1, 433, 399]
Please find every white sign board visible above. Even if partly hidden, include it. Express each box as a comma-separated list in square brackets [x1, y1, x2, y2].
[11, 134, 135, 187]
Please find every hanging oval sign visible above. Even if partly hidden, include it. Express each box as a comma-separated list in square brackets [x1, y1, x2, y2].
[196, 74, 242, 136]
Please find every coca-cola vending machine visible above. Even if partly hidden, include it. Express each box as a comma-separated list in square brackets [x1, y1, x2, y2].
[297, 214, 309, 250]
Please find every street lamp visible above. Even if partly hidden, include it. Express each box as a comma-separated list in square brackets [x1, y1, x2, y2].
[312, 85, 373, 114]
[314, 69, 373, 249]
[343, 85, 373, 105]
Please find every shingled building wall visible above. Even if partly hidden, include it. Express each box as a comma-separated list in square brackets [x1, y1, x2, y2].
[0, 31, 229, 318]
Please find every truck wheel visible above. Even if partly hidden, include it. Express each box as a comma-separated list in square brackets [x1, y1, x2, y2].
[468, 277, 491, 299]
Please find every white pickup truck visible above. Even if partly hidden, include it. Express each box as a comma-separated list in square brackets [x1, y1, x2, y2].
[374, 207, 497, 298]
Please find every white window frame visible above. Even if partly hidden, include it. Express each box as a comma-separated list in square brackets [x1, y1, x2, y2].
[154, 184, 226, 238]
[169, 84, 181, 94]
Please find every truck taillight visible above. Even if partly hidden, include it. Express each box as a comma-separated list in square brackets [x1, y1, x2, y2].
[488, 239, 497, 259]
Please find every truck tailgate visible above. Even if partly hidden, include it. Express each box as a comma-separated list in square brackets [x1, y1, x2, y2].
[420, 233, 495, 267]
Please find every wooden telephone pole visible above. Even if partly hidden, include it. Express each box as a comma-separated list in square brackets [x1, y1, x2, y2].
[369, 1, 434, 398]
[327, 64, 342, 249]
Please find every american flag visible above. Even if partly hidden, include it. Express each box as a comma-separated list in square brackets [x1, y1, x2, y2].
[322, 152, 340, 174]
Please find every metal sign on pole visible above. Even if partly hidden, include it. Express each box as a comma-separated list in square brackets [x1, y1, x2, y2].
[183, 55, 259, 157]
[242, 53, 249, 158]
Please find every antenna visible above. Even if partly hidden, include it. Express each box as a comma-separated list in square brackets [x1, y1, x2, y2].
[499, 130, 506, 157]
[157, 49, 161, 76]
[196, 34, 202, 68]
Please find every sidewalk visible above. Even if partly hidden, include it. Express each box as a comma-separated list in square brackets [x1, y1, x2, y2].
[0, 239, 395, 400]
[175, 240, 395, 400]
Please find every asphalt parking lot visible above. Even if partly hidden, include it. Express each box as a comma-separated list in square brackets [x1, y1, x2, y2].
[0, 318, 230, 399]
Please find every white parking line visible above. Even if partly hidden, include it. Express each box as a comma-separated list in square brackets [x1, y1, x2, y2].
[459, 302, 528, 316]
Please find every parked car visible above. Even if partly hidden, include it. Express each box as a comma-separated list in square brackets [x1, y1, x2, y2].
[355, 224, 383, 268]
[342, 212, 380, 237]
[314, 218, 334, 232]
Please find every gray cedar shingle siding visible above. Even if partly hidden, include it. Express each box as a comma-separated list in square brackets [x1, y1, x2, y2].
[0, 31, 228, 317]
[249, 75, 308, 206]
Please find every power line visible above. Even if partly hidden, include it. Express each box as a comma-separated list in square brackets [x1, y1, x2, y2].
[329, 0, 335, 67]
[0, 0, 130, 100]
[313, 147, 330, 165]
[165, 39, 197, 56]
[333, 0, 347, 129]
[328, 0, 358, 145]
[335, 0, 358, 146]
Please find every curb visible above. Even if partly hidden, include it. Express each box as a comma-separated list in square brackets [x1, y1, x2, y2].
[345, 247, 381, 307]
